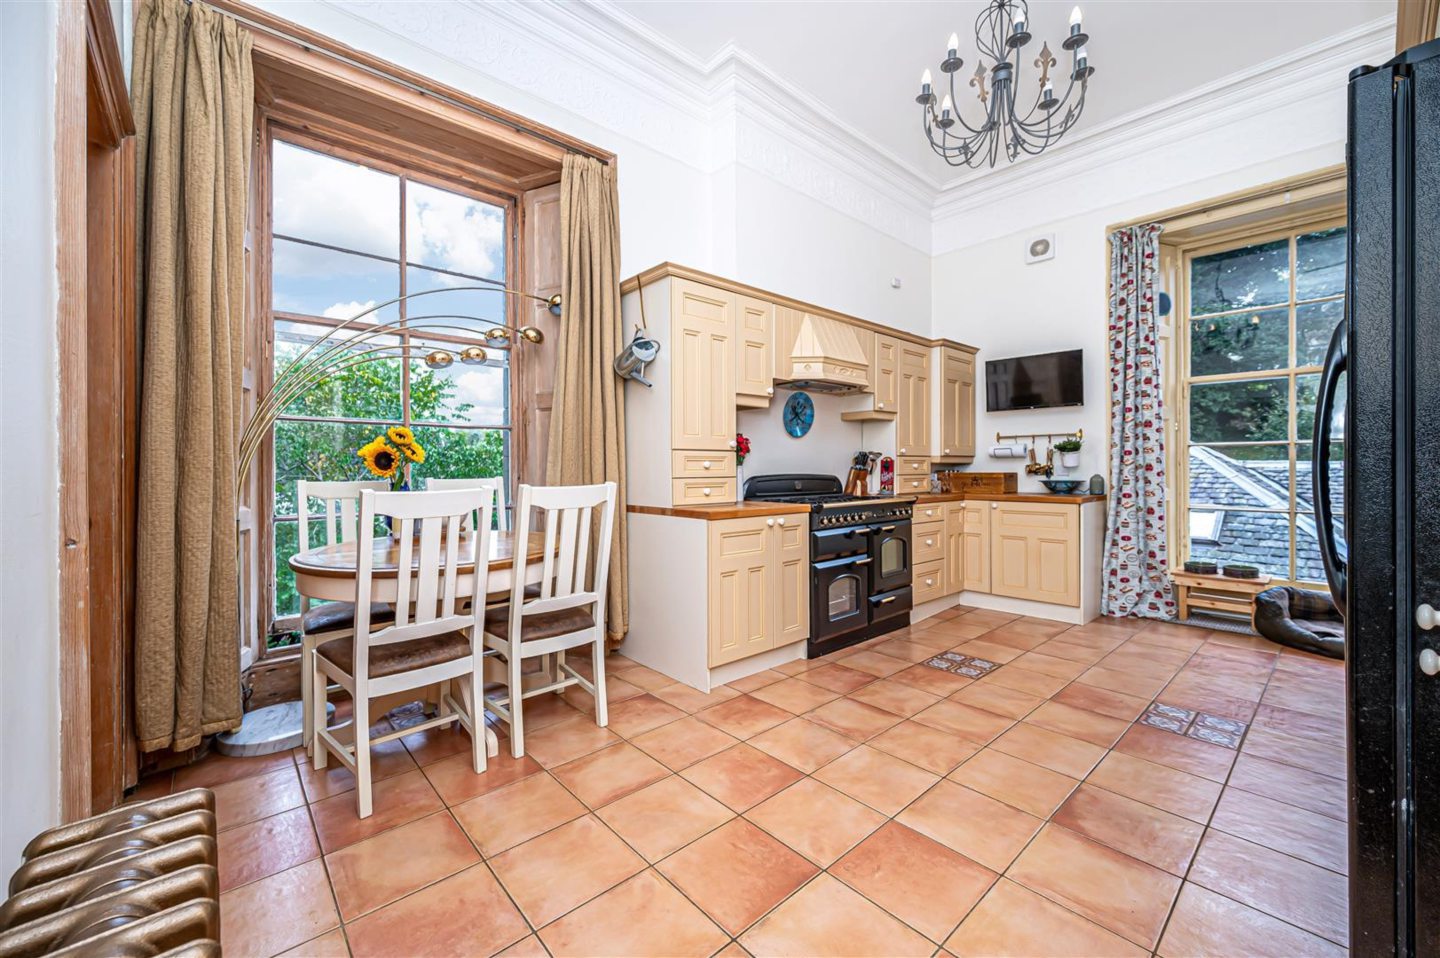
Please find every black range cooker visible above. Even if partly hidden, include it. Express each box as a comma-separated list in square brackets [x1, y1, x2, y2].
[743, 474, 915, 658]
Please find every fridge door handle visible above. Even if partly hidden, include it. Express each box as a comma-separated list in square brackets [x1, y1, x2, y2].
[1313, 318, 1348, 618]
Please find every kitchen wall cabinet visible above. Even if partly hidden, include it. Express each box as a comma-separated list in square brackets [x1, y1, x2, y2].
[937, 347, 977, 462]
[708, 513, 808, 667]
[961, 501, 992, 594]
[943, 501, 965, 595]
[671, 279, 737, 452]
[897, 343, 932, 459]
[735, 295, 775, 408]
[989, 501, 1081, 606]
[841, 331, 899, 422]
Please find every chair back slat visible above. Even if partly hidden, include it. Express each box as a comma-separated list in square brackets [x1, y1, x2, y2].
[425, 476, 510, 532]
[508, 483, 617, 640]
[296, 479, 386, 551]
[354, 489, 494, 668]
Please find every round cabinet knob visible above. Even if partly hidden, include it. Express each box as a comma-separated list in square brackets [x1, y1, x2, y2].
[1419, 604, 1438, 630]
[945, 448, 951, 454]
[900, 448, 907, 454]
[926, 539, 934, 546]
[766, 518, 775, 527]
[925, 578, 934, 586]
[728, 440, 737, 449]
[703, 488, 712, 497]
[778, 517, 787, 526]
[992, 502, 998, 509]
[1422, 648, 1440, 677]
[766, 387, 774, 395]
[702, 460, 712, 470]
[878, 401, 885, 408]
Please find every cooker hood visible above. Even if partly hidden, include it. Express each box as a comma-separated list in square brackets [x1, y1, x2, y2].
[776, 313, 869, 394]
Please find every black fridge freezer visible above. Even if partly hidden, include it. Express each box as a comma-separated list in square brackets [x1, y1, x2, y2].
[1321, 34, 1440, 958]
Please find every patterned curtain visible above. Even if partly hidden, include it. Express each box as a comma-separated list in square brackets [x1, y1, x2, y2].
[1102, 224, 1176, 619]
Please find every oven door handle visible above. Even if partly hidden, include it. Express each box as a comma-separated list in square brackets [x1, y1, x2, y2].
[877, 525, 897, 532]
[876, 595, 897, 605]
[852, 557, 873, 565]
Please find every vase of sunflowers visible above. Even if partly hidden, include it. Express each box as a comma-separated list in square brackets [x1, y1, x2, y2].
[357, 427, 427, 533]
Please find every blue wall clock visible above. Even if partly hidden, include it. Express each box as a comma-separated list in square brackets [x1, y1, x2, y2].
[783, 391, 815, 438]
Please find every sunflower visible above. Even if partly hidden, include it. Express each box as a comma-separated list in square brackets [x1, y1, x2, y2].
[358, 440, 400, 479]
[399, 439, 426, 464]
[386, 426, 415, 447]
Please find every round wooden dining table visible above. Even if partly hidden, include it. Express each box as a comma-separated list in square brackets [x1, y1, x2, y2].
[288, 530, 549, 604]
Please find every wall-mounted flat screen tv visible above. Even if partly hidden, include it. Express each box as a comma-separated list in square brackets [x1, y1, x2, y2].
[985, 349, 1084, 411]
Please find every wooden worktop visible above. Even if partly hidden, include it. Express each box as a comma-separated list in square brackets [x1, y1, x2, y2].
[912, 491, 1107, 506]
[627, 502, 811, 521]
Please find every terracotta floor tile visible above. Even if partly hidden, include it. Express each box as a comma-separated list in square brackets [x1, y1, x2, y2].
[277, 928, 351, 957]
[1008, 823, 1180, 950]
[616, 663, 680, 692]
[650, 681, 740, 713]
[218, 806, 320, 892]
[562, 673, 645, 714]
[421, 747, 544, 806]
[175, 750, 295, 791]
[489, 814, 646, 927]
[1114, 724, 1237, 782]
[1026, 701, 1130, 747]
[989, 722, 1106, 779]
[896, 780, 1042, 871]
[551, 741, 670, 808]
[887, 663, 974, 696]
[658, 819, 817, 935]
[812, 745, 940, 816]
[1227, 752, 1346, 821]
[630, 715, 740, 771]
[867, 720, 979, 775]
[345, 864, 530, 958]
[694, 694, 794, 739]
[1242, 726, 1346, 779]
[680, 743, 804, 811]
[1188, 830, 1348, 946]
[1210, 786, 1347, 873]
[801, 663, 880, 694]
[748, 677, 842, 714]
[911, 699, 1014, 744]
[511, 691, 588, 732]
[1009, 652, 1088, 680]
[311, 768, 445, 853]
[1084, 751, 1222, 823]
[805, 697, 903, 742]
[738, 873, 933, 957]
[949, 681, 1044, 720]
[847, 678, 942, 717]
[980, 666, 1070, 698]
[747, 778, 886, 865]
[773, 655, 825, 675]
[603, 693, 687, 738]
[1077, 664, 1169, 699]
[832, 822, 996, 943]
[597, 774, 734, 862]
[1032, 640, 1109, 665]
[945, 878, 1146, 958]
[870, 637, 948, 662]
[1052, 783, 1203, 876]
[539, 869, 728, 957]
[978, 628, 1056, 653]
[1251, 702, 1346, 750]
[219, 859, 339, 958]
[1157, 882, 1347, 958]
[213, 765, 307, 832]
[1051, 682, 1150, 721]
[726, 669, 787, 693]
[953, 639, 1025, 664]
[949, 749, 1078, 818]
[747, 717, 857, 773]
[326, 811, 480, 920]
[295, 737, 417, 804]
[519, 714, 623, 768]
[451, 771, 586, 856]
[1158, 679, 1262, 724]
[837, 649, 910, 678]
[493, 935, 548, 957]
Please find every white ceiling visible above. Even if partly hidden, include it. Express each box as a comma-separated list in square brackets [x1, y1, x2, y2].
[611, 0, 1393, 177]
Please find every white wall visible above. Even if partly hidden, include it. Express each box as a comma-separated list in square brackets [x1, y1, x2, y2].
[0, 0, 63, 871]
[736, 392, 866, 485]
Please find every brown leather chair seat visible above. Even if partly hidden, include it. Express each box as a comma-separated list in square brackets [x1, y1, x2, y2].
[315, 631, 472, 678]
[484, 604, 595, 643]
[303, 602, 396, 635]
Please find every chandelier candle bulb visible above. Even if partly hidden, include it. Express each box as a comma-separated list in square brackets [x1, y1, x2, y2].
[948, 33, 960, 57]
[918, 68, 934, 104]
[1063, 5, 1088, 50]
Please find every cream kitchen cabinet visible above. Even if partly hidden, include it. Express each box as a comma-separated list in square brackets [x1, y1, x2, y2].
[736, 294, 775, 408]
[961, 500, 991, 594]
[943, 501, 965, 595]
[671, 279, 737, 452]
[990, 500, 1081, 606]
[708, 513, 809, 667]
[936, 346, 977, 462]
[897, 343, 932, 459]
[841, 330, 899, 422]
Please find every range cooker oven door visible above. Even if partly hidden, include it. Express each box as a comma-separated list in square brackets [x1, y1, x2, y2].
[869, 520, 912, 594]
[811, 553, 871, 649]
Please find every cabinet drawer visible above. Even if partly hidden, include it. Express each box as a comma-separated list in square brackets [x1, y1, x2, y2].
[914, 560, 945, 605]
[897, 457, 931, 476]
[673, 477, 737, 506]
[914, 502, 946, 523]
[898, 476, 929, 495]
[672, 449, 737, 479]
[913, 521, 945, 563]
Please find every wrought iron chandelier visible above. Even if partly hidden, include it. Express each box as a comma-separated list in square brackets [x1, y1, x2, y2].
[916, 1, 1093, 168]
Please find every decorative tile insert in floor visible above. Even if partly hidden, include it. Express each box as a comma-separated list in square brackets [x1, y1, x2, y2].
[153, 612, 1346, 957]
[1140, 701, 1251, 749]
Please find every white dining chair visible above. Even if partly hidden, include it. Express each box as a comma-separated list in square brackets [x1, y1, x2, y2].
[311, 487, 498, 818]
[483, 481, 617, 758]
[295, 479, 388, 757]
[425, 476, 509, 531]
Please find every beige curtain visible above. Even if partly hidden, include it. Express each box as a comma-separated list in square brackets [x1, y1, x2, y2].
[547, 155, 629, 642]
[132, 0, 253, 751]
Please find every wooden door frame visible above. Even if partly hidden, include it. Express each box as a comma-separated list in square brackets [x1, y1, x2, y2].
[1397, 0, 1440, 52]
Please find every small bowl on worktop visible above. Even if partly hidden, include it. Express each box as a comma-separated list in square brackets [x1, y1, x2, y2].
[1039, 477, 1085, 494]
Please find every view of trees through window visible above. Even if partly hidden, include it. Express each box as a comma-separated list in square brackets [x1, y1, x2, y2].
[1183, 222, 1346, 583]
[269, 139, 512, 622]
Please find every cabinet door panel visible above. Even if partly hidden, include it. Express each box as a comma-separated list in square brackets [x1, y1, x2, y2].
[672, 280, 736, 451]
[943, 503, 965, 595]
[736, 295, 774, 403]
[775, 517, 809, 645]
[962, 503, 991, 593]
[993, 532, 1030, 596]
[875, 335, 899, 412]
[940, 348, 976, 459]
[988, 502, 1080, 606]
[709, 517, 773, 666]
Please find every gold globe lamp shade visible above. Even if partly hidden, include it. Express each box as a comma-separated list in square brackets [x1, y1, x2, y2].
[458, 345, 489, 365]
[519, 325, 545, 344]
[484, 327, 510, 342]
[423, 349, 454, 370]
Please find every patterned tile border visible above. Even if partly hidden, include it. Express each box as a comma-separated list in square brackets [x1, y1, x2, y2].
[1139, 702, 1249, 750]
[921, 652, 1001, 678]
